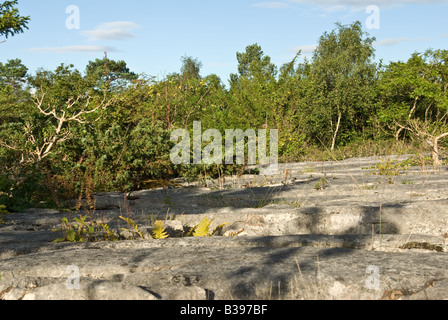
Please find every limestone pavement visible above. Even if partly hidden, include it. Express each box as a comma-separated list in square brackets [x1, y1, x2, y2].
[1, 155, 448, 300]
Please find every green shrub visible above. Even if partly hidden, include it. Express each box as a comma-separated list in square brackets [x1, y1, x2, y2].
[0, 204, 10, 224]
[371, 158, 408, 176]
[53, 215, 118, 243]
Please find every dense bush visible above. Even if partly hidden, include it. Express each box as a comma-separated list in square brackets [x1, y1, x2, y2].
[0, 20, 447, 211]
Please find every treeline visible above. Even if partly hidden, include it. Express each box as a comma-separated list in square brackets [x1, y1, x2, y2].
[1, 20, 448, 211]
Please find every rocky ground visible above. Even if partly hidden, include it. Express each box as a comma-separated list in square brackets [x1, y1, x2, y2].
[1, 154, 448, 300]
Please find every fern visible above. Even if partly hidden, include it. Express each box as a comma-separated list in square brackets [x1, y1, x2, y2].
[210, 222, 228, 236]
[53, 215, 118, 242]
[152, 220, 169, 239]
[187, 217, 228, 237]
[100, 223, 118, 241]
[119, 216, 145, 239]
[193, 217, 213, 237]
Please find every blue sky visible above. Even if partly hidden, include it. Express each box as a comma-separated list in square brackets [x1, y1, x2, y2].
[2, 0, 448, 85]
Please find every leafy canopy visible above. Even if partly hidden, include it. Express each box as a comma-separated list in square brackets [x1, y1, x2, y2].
[0, 0, 29, 40]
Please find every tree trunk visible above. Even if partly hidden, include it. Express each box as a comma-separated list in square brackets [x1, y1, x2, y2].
[395, 127, 403, 141]
[431, 132, 448, 167]
[331, 111, 342, 152]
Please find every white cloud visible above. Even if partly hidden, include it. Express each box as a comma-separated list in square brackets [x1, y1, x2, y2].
[82, 21, 141, 41]
[252, 2, 291, 8]
[28, 45, 117, 54]
[27, 21, 140, 55]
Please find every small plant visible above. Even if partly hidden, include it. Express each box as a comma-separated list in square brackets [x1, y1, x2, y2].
[302, 166, 315, 174]
[254, 186, 284, 208]
[99, 222, 119, 241]
[52, 217, 83, 243]
[53, 212, 239, 242]
[371, 158, 408, 176]
[400, 154, 438, 172]
[0, 205, 10, 225]
[53, 215, 118, 243]
[53, 216, 99, 243]
[119, 216, 146, 240]
[257, 198, 302, 208]
[314, 176, 328, 190]
[152, 220, 169, 239]
[186, 217, 228, 237]
[287, 199, 302, 207]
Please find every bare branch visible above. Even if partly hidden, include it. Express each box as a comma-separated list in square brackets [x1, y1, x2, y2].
[0, 139, 20, 151]
[24, 89, 113, 162]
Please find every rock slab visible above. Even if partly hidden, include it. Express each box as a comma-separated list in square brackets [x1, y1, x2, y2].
[1, 155, 448, 300]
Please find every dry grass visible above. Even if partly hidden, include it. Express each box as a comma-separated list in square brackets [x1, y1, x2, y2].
[294, 139, 426, 163]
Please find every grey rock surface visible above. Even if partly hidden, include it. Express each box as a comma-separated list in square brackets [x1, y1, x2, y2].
[1, 155, 448, 300]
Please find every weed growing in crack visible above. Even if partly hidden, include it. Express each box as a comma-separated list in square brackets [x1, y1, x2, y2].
[314, 176, 328, 191]
[186, 217, 228, 237]
[52, 215, 118, 243]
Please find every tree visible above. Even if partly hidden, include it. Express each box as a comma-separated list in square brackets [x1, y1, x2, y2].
[0, 0, 30, 41]
[228, 44, 278, 129]
[0, 58, 27, 89]
[85, 55, 138, 90]
[0, 58, 30, 122]
[306, 21, 378, 151]
[180, 55, 202, 80]
[146, 57, 215, 130]
[0, 63, 115, 210]
[230, 43, 277, 84]
[274, 52, 310, 159]
[1, 64, 113, 164]
[378, 49, 448, 165]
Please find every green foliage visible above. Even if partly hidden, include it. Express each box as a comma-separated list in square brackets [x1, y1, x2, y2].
[305, 21, 378, 150]
[53, 213, 240, 242]
[0, 59, 30, 123]
[0, 163, 46, 212]
[370, 158, 408, 176]
[0, 204, 9, 224]
[0, 0, 30, 39]
[231, 43, 277, 81]
[186, 217, 228, 237]
[53, 215, 118, 243]
[100, 223, 119, 241]
[180, 55, 202, 80]
[1, 20, 447, 218]
[85, 56, 138, 90]
[377, 50, 446, 128]
[314, 176, 328, 191]
[400, 154, 434, 168]
[376, 49, 448, 165]
[152, 220, 169, 239]
[93, 119, 176, 191]
[191, 217, 213, 237]
[119, 215, 145, 240]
